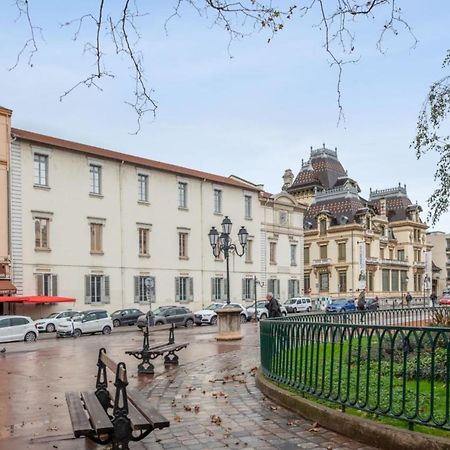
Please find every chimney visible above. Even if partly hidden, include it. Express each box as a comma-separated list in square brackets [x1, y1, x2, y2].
[380, 197, 386, 217]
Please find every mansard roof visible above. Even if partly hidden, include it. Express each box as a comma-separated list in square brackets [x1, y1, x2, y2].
[369, 185, 414, 222]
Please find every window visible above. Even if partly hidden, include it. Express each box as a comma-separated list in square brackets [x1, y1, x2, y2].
[389, 248, 394, 260]
[366, 242, 371, 258]
[138, 174, 148, 202]
[179, 232, 188, 258]
[241, 278, 254, 300]
[138, 228, 149, 256]
[414, 249, 421, 262]
[10, 317, 29, 326]
[214, 189, 222, 214]
[380, 247, 385, 260]
[89, 164, 102, 195]
[85, 274, 110, 304]
[269, 242, 277, 264]
[338, 242, 346, 261]
[134, 276, 155, 303]
[290, 244, 297, 266]
[367, 271, 374, 291]
[400, 271, 408, 291]
[304, 246, 310, 265]
[320, 244, 327, 259]
[175, 276, 193, 302]
[35, 218, 49, 250]
[382, 269, 390, 292]
[178, 182, 187, 208]
[36, 273, 57, 296]
[338, 271, 347, 293]
[34, 154, 48, 186]
[245, 240, 253, 263]
[304, 274, 310, 292]
[244, 195, 252, 219]
[319, 219, 327, 236]
[397, 249, 405, 261]
[414, 273, 421, 291]
[319, 272, 329, 291]
[267, 279, 280, 298]
[90, 223, 103, 253]
[391, 270, 399, 291]
[211, 277, 226, 301]
[288, 279, 300, 298]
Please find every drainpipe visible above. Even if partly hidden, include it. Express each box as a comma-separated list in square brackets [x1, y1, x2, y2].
[119, 161, 125, 309]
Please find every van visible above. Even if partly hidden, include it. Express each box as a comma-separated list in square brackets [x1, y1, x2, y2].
[284, 297, 312, 313]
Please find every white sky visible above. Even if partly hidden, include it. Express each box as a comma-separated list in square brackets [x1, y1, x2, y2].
[1, 1, 449, 230]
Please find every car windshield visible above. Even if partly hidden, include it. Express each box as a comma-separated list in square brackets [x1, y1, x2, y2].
[285, 299, 297, 305]
[71, 313, 85, 321]
[332, 300, 347, 304]
[45, 313, 59, 318]
[152, 307, 170, 316]
[111, 310, 122, 315]
[205, 304, 222, 311]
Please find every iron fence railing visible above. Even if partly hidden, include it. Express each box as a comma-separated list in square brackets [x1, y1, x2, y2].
[260, 308, 450, 431]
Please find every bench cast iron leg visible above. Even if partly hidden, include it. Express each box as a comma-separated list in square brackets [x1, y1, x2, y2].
[137, 353, 155, 374]
[164, 352, 179, 365]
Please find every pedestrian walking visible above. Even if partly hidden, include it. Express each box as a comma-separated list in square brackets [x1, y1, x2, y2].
[357, 290, 366, 311]
[430, 291, 438, 307]
[266, 292, 282, 318]
[405, 292, 412, 307]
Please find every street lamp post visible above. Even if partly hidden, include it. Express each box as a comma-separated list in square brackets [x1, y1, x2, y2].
[253, 276, 264, 322]
[208, 216, 248, 305]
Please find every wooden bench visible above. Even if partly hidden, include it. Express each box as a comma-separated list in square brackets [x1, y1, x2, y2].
[126, 323, 189, 374]
[65, 348, 169, 449]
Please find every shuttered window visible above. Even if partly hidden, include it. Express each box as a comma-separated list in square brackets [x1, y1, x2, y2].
[242, 278, 254, 300]
[288, 279, 299, 298]
[85, 275, 110, 304]
[211, 277, 226, 301]
[175, 277, 193, 302]
[134, 276, 155, 303]
[36, 274, 57, 296]
[267, 279, 280, 298]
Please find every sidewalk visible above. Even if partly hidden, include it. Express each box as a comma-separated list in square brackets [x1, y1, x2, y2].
[0, 324, 377, 450]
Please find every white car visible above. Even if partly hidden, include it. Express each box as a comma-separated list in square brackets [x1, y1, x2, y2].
[246, 301, 288, 320]
[56, 309, 113, 337]
[0, 315, 39, 343]
[284, 297, 313, 313]
[194, 302, 223, 326]
[34, 310, 80, 333]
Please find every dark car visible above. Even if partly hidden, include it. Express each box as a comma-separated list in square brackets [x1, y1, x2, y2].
[326, 299, 356, 313]
[137, 306, 194, 328]
[111, 308, 144, 327]
[365, 298, 379, 310]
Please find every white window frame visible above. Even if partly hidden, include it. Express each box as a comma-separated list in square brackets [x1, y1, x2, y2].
[36, 273, 57, 296]
[85, 274, 110, 304]
[242, 277, 254, 300]
[178, 230, 189, 259]
[89, 164, 102, 195]
[211, 277, 226, 301]
[178, 181, 188, 209]
[244, 194, 252, 219]
[34, 153, 49, 187]
[245, 239, 253, 263]
[213, 189, 222, 214]
[137, 173, 149, 202]
[34, 217, 50, 250]
[175, 276, 194, 302]
[290, 244, 297, 266]
[138, 227, 150, 256]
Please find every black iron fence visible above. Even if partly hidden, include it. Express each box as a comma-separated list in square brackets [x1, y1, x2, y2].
[260, 308, 450, 431]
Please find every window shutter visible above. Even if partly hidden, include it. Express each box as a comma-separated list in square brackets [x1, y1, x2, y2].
[250, 279, 255, 300]
[85, 275, 91, 304]
[188, 277, 194, 302]
[211, 278, 215, 300]
[175, 277, 180, 302]
[242, 278, 246, 299]
[103, 276, 110, 304]
[51, 275, 58, 296]
[148, 277, 156, 303]
[36, 274, 43, 296]
[134, 276, 139, 303]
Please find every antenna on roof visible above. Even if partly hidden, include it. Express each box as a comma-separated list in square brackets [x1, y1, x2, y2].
[323, 143, 325, 148]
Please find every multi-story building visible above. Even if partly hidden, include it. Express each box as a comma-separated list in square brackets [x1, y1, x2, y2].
[283, 145, 430, 299]
[427, 231, 450, 295]
[0, 107, 306, 317]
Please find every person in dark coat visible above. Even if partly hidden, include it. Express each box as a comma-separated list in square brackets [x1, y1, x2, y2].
[357, 290, 366, 311]
[430, 292, 438, 307]
[405, 292, 412, 307]
[266, 293, 282, 318]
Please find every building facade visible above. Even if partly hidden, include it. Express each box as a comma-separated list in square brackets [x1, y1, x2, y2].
[283, 146, 430, 299]
[0, 108, 306, 317]
[427, 231, 450, 295]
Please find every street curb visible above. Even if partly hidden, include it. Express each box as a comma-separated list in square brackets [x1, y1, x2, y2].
[255, 369, 450, 450]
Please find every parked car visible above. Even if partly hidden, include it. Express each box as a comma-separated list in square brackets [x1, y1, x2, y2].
[194, 303, 223, 326]
[136, 306, 171, 329]
[0, 316, 38, 343]
[56, 310, 113, 337]
[439, 294, 450, 305]
[246, 301, 287, 320]
[111, 308, 144, 327]
[284, 297, 312, 313]
[326, 299, 356, 313]
[137, 306, 195, 328]
[34, 310, 80, 332]
[365, 297, 380, 310]
[226, 302, 250, 323]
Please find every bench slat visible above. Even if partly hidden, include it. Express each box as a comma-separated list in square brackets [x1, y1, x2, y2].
[128, 402, 154, 430]
[128, 391, 170, 429]
[81, 391, 114, 434]
[65, 392, 93, 438]
[149, 343, 189, 355]
[125, 342, 168, 355]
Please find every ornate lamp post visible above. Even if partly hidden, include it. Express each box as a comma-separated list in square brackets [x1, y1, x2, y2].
[208, 216, 248, 305]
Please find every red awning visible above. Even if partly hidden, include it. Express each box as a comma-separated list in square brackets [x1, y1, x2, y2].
[0, 279, 17, 294]
[0, 296, 76, 304]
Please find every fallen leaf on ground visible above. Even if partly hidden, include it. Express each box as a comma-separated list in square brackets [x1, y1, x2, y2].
[210, 415, 222, 426]
[174, 415, 183, 422]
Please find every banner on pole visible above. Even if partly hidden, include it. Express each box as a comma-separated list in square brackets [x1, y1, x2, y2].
[358, 240, 366, 291]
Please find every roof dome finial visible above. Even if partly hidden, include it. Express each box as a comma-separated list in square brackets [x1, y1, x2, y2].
[323, 142, 325, 149]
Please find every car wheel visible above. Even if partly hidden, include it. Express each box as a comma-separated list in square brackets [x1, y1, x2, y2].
[185, 319, 194, 328]
[240, 314, 247, 324]
[73, 328, 82, 338]
[260, 313, 267, 320]
[24, 331, 37, 342]
[113, 319, 121, 327]
[307, 307, 312, 313]
[210, 316, 217, 326]
[155, 321, 164, 326]
[46, 323, 55, 333]
[102, 326, 112, 335]
[195, 323, 202, 326]
[282, 311, 287, 317]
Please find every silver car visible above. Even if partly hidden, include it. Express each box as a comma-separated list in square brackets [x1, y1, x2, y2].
[137, 306, 195, 328]
[0, 316, 39, 343]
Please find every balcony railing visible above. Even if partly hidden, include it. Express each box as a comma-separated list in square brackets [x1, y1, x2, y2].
[379, 258, 409, 267]
[366, 257, 378, 264]
[312, 258, 331, 266]
[413, 261, 425, 268]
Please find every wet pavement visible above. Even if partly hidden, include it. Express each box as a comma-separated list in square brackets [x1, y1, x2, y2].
[0, 324, 377, 450]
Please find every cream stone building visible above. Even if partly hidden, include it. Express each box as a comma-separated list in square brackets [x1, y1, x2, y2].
[0, 108, 306, 317]
[283, 146, 430, 300]
[427, 231, 450, 295]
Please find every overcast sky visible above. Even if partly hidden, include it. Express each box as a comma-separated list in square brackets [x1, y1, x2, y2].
[1, 1, 449, 231]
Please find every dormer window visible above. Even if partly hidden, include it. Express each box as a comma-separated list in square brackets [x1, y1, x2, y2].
[319, 219, 327, 236]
